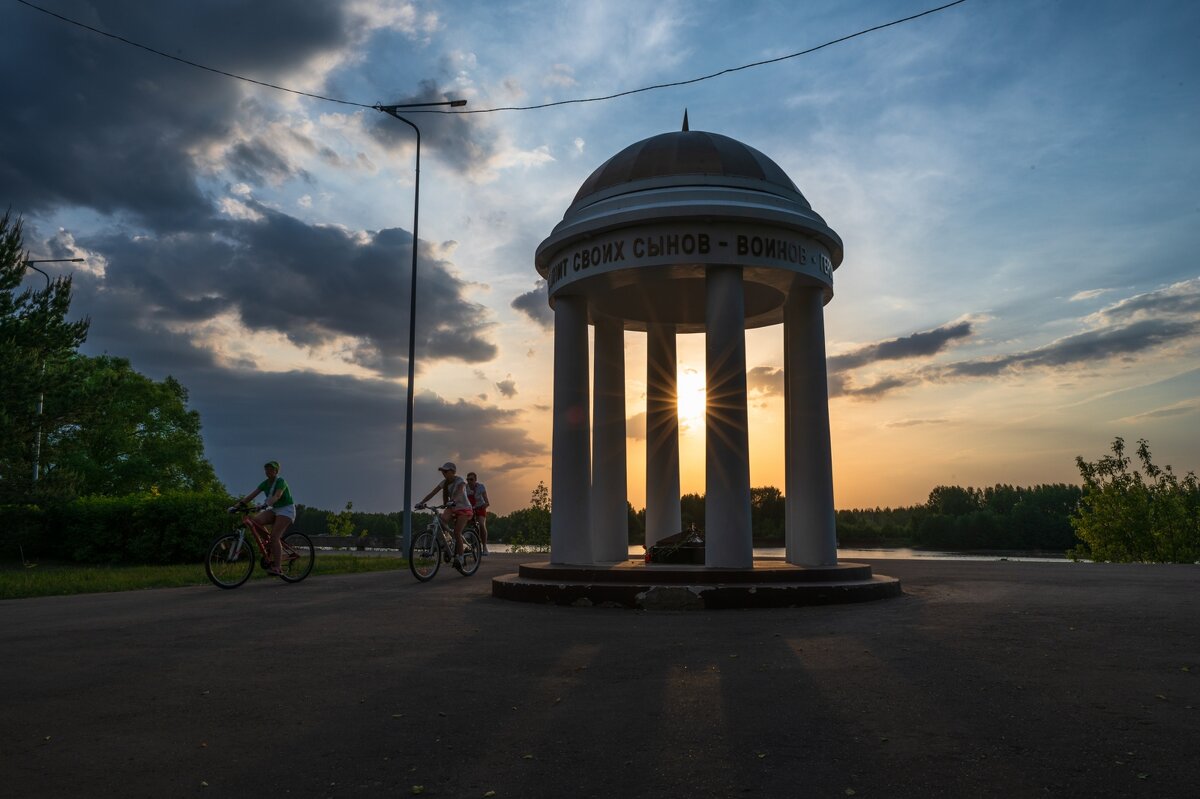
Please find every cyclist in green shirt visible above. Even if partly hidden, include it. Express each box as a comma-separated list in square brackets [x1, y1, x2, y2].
[234, 460, 296, 576]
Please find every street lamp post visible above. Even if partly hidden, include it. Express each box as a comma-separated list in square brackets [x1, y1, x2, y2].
[22, 258, 84, 484]
[374, 99, 467, 554]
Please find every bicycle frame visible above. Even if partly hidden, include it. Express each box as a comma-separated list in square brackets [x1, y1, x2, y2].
[408, 504, 482, 581]
[206, 503, 315, 589]
[231, 509, 299, 566]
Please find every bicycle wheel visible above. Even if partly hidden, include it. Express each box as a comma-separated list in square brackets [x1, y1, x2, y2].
[459, 530, 482, 576]
[409, 530, 441, 582]
[205, 532, 254, 589]
[278, 532, 315, 582]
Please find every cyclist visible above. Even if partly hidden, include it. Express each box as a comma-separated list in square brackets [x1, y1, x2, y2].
[232, 460, 296, 576]
[415, 461, 472, 568]
[466, 471, 491, 555]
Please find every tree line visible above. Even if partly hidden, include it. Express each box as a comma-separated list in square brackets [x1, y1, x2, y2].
[458, 438, 1198, 563]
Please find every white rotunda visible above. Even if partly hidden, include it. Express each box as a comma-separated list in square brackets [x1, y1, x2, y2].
[534, 119, 843, 570]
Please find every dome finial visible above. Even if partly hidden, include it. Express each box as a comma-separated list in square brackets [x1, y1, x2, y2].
[682, 109, 689, 132]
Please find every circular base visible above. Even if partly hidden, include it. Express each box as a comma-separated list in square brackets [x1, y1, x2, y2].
[492, 559, 901, 610]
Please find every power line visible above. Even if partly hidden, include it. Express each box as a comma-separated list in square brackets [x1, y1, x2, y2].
[14, 0, 372, 108]
[461, 0, 970, 114]
[15, 0, 970, 114]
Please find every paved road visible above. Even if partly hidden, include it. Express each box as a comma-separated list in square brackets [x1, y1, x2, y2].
[2, 556, 1198, 798]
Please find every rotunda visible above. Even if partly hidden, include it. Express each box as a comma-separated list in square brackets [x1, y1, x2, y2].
[534, 119, 843, 569]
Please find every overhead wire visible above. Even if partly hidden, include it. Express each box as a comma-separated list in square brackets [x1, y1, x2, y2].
[15, 0, 970, 114]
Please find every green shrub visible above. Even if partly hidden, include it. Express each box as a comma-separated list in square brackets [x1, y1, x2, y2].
[8, 491, 235, 564]
[0, 504, 47, 560]
[1072, 437, 1200, 563]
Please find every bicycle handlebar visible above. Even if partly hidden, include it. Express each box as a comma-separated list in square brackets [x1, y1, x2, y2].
[227, 501, 267, 515]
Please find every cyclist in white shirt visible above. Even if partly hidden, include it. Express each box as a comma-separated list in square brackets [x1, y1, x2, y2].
[466, 471, 490, 555]
[416, 461, 472, 568]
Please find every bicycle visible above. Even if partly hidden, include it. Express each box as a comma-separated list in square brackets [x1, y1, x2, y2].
[205, 502, 315, 589]
[409, 504, 482, 582]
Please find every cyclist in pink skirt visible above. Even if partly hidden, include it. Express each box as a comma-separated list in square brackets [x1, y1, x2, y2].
[415, 461, 472, 568]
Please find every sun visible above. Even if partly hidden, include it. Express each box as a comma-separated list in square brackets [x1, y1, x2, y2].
[677, 368, 706, 426]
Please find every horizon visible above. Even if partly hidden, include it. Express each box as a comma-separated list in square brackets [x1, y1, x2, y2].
[3, 0, 1197, 515]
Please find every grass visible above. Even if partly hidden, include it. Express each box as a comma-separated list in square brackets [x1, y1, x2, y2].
[0, 554, 409, 600]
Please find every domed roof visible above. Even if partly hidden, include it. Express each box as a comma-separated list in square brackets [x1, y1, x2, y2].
[570, 129, 810, 210]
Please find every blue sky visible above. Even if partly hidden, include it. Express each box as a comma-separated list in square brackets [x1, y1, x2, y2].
[3, 0, 1198, 513]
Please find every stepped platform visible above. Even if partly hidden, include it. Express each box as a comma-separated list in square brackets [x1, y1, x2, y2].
[492, 558, 901, 609]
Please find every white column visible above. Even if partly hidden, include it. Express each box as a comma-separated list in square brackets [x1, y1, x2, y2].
[705, 266, 753, 568]
[645, 323, 681, 547]
[591, 315, 629, 561]
[550, 294, 592, 565]
[784, 287, 837, 566]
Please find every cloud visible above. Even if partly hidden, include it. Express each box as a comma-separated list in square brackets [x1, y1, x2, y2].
[70, 206, 496, 378]
[2, 1, 352, 229]
[511, 282, 553, 329]
[841, 280, 1200, 399]
[828, 321, 974, 372]
[1069, 288, 1113, 302]
[180, 369, 544, 512]
[365, 79, 498, 175]
[226, 139, 312, 186]
[1085, 278, 1200, 326]
[750, 281, 1200, 403]
[496, 377, 517, 398]
[1114, 397, 1200, 424]
[935, 318, 1196, 379]
[747, 366, 783, 396]
[626, 411, 646, 441]
[747, 321, 974, 400]
[543, 64, 577, 88]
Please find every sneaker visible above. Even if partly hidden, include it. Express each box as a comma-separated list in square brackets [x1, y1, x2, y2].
[482, 548, 490, 556]
[453, 554, 465, 569]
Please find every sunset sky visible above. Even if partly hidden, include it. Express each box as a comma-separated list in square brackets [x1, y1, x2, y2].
[4, 0, 1197, 515]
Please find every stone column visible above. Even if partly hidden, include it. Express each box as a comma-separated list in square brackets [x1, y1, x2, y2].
[704, 266, 753, 568]
[550, 294, 592, 565]
[784, 286, 837, 566]
[591, 315, 629, 561]
[645, 322, 681, 547]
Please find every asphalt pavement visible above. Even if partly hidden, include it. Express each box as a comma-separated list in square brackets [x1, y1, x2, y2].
[2, 555, 1197, 798]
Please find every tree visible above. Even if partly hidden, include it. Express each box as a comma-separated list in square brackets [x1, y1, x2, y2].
[0, 211, 90, 501]
[680, 492, 704, 531]
[750, 485, 785, 539]
[39, 355, 221, 497]
[926, 485, 981, 516]
[1072, 437, 1199, 563]
[327, 501, 360, 537]
[507, 481, 551, 553]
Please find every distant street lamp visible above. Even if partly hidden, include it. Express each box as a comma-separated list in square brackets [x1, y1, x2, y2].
[374, 98, 467, 553]
[22, 258, 84, 484]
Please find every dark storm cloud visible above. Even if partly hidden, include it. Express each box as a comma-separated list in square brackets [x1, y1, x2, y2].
[366, 79, 496, 175]
[2, 1, 349, 228]
[511, 281, 553, 329]
[176, 368, 545, 511]
[80, 206, 497, 376]
[227, 139, 311, 186]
